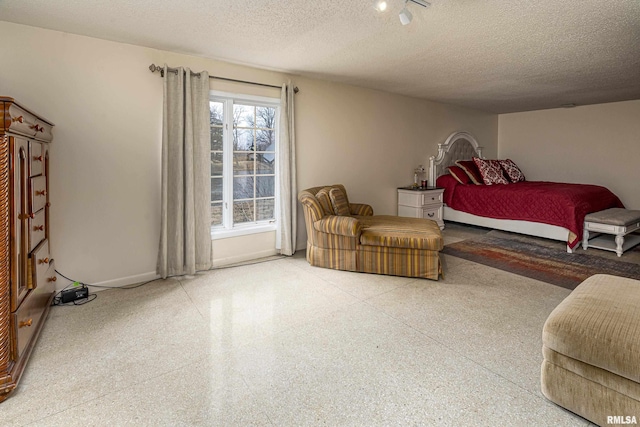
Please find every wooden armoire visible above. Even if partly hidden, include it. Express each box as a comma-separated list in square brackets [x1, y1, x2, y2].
[0, 97, 56, 402]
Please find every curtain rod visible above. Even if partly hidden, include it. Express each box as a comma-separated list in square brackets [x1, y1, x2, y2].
[148, 64, 299, 94]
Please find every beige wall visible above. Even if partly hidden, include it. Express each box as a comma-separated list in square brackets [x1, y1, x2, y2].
[0, 21, 497, 287]
[294, 77, 498, 247]
[498, 100, 640, 209]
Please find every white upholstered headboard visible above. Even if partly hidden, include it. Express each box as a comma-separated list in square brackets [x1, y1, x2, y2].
[428, 131, 483, 184]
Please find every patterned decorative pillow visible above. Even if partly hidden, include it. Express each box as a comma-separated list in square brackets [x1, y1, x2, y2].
[329, 187, 351, 216]
[473, 157, 509, 185]
[455, 160, 484, 185]
[499, 159, 526, 183]
[448, 165, 471, 185]
[315, 187, 334, 215]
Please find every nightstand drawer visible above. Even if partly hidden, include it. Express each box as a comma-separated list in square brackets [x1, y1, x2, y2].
[424, 192, 443, 205]
[398, 192, 424, 207]
[397, 187, 445, 230]
[423, 206, 443, 222]
[397, 189, 443, 207]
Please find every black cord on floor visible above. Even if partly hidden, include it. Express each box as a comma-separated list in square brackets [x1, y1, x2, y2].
[55, 269, 166, 290]
[51, 254, 288, 305]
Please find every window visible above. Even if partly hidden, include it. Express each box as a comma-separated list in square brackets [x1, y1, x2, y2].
[210, 92, 279, 237]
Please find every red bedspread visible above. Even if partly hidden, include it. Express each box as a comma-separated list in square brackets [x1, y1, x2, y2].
[436, 174, 624, 248]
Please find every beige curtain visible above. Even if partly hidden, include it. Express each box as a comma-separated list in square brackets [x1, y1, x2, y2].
[277, 81, 297, 255]
[157, 65, 212, 278]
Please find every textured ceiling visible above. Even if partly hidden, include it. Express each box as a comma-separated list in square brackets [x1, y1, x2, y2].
[1, 0, 640, 113]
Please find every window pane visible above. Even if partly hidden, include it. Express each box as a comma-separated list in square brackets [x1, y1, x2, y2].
[256, 154, 274, 174]
[233, 200, 254, 223]
[256, 106, 275, 129]
[256, 176, 274, 198]
[233, 153, 254, 175]
[213, 97, 278, 231]
[233, 176, 254, 199]
[233, 104, 254, 128]
[211, 203, 223, 226]
[256, 129, 275, 151]
[211, 127, 223, 151]
[256, 199, 274, 221]
[211, 152, 223, 176]
[234, 129, 254, 152]
[211, 177, 223, 202]
[210, 101, 223, 126]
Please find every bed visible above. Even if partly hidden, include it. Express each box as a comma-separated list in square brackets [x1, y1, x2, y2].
[428, 131, 624, 252]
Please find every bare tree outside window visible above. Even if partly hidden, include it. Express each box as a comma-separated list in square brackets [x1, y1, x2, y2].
[210, 97, 277, 230]
[232, 104, 276, 223]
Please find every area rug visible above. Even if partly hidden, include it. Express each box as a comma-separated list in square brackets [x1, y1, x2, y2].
[442, 231, 640, 290]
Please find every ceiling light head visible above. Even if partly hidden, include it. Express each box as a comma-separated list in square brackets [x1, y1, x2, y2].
[399, 7, 413, 25]
[374, 0, 388, 12]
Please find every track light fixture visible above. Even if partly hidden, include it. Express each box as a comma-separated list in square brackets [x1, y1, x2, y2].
[375, 0, 431, 26]
[399, 4, 413, 25]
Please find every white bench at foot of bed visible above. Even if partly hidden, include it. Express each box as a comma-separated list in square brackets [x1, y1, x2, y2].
[444, 206, 576, 253]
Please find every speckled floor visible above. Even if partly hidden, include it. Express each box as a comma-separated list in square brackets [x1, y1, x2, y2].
[1, 224, 595, 426]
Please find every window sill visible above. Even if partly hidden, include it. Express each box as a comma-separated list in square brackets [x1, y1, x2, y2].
[211, 223, 276, 240]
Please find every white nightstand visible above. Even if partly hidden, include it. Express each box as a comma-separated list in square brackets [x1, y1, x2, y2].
[397, 187, 445, 229]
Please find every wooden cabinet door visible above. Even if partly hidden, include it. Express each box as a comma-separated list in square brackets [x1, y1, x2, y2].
[9, 136, 30, 311]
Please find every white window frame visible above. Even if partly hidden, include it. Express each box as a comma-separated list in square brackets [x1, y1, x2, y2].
[210, 90, 280, 240]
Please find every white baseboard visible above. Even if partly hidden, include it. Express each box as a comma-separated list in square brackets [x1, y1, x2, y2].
[212, 249, 278, 268]
[57, 249, 280, 293]
[57, 271, 161, 292]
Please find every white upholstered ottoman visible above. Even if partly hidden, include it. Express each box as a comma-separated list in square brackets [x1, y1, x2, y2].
[583, 208, 640, 257]
[541, 274, 640, 425]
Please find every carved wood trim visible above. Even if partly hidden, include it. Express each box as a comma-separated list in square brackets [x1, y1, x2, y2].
[0, 101, 10, 134]
[0, 135, 10, 375]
